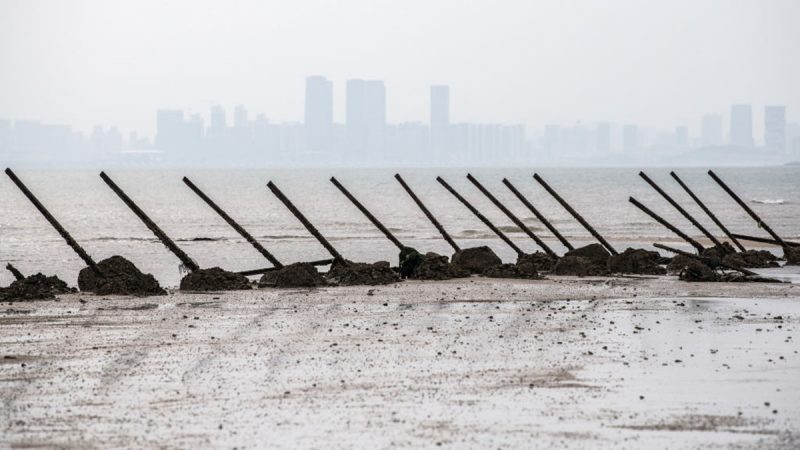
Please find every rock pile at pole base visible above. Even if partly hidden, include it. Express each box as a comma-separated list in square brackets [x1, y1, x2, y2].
[78, 255, 165, 296]
[516, 252, 557, 272]
[258, 262, 328, 288]
[450, 246, 502, 274]
[0, 273, 75, 301]
[553, 243, 610, 276]
[326, 260, 400, 286]
[785, 246, 800, 266]
[607, 248, 666, 275]
[408, 252, 470, 280]
[679, 260, 781, 283]
[180, 267, 251, 291]
[700, 243, 779, 268]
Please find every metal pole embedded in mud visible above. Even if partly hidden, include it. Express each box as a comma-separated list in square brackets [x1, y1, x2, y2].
[639, 172, 724, 249]
[4, 168, 102, 275]
[502, 178, 574, 251]
[99, 171, 200, 272]
[266, 181, 346, 264]
[5, 263, 24, 281]
[731, 234, 800, 248]
[532, 173, 618, 255]
[238, 258, 334, 277]
[670, 171, 746, 252]
[183, 176, 283, 268]
[394, 174, 461, 253]
[467, 174, 557, 258]
[653, 243, 758, 276]
[436, 176, 524, 256]
[708, 170, 788, 249]
[629, 197, 705, 253]
[330, 177, 405, 251]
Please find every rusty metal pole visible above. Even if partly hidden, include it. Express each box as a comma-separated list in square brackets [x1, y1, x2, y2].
[330, 176, 405, 251]
[100, 171, 200, 272]
[5, 168, 102, 275]
[503, 178, 574, 251]
[394, 174, 460, 252]
[183, 176, 283, 268]
[5, 263, 24, 281]
[533, 173, 618, 255]
[708, 170, 788, 249]
[732, 234, 800, 248]
[670, 171, 746, 252]
[436, 176, 524, 256]
[653, 243, 758, 276]
[238, 258, 334, 277]
[630, 197, 705, 253]
[639, 171, 724, 249]
[467, 174, 557, 258]
[266, 181, 346, 264]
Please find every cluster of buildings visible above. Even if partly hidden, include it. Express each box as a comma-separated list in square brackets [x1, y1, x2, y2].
[1, 76, 798, 167]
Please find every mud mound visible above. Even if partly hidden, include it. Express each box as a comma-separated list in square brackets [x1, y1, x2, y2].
[451, 246, 502, 274]
[564, 243, 611, 267]
[259, 263, 328, 288]
[399, 247, 424, 278]
[722, 250, 779, 269]
[483, 262, 541, 279]
[679, 260, 718, 282]
[607, 248, 666, 275]
[785, 246, 800, 265]
[78, 256, 165, 296]
[410, 252, 469, 280]
[180, 267, 251, 291]
[552, 256, 608, 276]
[0, 273, 74, 301]
[700, 242, 737, 260]
[326, 260, 400, 286]
[517, 252, 557, 272]
[667, 254, 695, 274]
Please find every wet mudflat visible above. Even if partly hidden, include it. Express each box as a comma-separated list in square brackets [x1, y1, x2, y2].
[1, 277, 798, 449]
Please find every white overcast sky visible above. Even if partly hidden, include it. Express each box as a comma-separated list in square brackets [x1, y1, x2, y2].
[1, 0, 798, 138]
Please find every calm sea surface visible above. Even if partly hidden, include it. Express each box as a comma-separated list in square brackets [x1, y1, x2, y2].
[1, 167, 798, 287]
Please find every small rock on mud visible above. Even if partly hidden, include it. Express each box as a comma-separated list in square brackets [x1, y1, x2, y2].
[451, 246, 502, 274]
[326, 260, 400, 286]
[259, 263, 328, 288]
[78, 255, 165, 296]
[0, 273, 74, 301]
[180, 267, 251, 291]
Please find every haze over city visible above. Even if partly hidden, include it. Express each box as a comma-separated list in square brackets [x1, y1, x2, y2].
[1, 0, 799, 166]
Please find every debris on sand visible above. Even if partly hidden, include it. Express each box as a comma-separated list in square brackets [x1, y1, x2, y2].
[78, 255, 165, 296]
[0, 273, 74, 301]
[326, 260, 400, 286]
[552, 244, 610, 276]
[258, 263, 328, 288]
[409, 252, 469, 280]
[450, 246, 502, 274]
[785, 246, 800, 265]
[607, 248, 666, 275]
[517, 252, 557, 272]
[180, 267, 251, 291]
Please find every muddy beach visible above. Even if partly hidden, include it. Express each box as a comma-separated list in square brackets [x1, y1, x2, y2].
[1, 276, 798, 449]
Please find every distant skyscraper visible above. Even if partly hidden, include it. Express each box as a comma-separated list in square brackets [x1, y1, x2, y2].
[701, 114, 723, 147]
[304, 76, 334, 153]
[346, 79, 386, 159]
[209, 105, 226, 135]
[155, 109, 185, 152]
[430, 85, 450, 156]
[730, 104, 753, 147]
[764, 105, 786, 152]
[234, 105, 248, 128]
[596, 123, 610, 153]
[675, 126, 689, 148]
[623, 124, 638, 154]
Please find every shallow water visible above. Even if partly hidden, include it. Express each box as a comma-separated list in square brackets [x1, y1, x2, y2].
[1, 167, 798, 287]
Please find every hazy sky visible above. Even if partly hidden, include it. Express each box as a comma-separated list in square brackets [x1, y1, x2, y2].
[1, 0, 799, 138]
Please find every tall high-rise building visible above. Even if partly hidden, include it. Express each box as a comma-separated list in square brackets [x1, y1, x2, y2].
[701, 114, 723, 147]
[675, 126, 689, 148]
[730, 104, 753, 147]
[764, 105, 786, 152]
[623, 124, 638, 154]
[596, 123, 611, 153]
[430, 85, 450, 156]
[234, 105, 248, 128]
[304, 76, 333, 152]
[346, 79, 386, 159]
